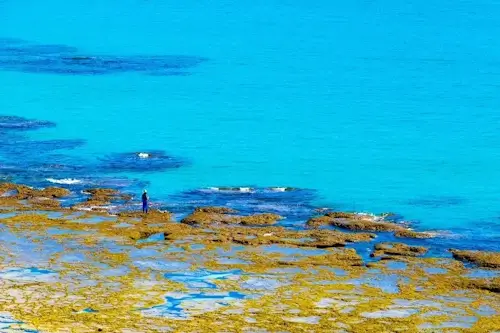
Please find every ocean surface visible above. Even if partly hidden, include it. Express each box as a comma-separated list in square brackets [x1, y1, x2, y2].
[1, 0, 500, 250]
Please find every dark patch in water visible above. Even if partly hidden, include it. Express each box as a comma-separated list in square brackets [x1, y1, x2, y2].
[98, 150, 185, 173]
[0, 115, 56, 131]
[1, 139, 85, 157]
[0, 38, 207, 76]
[406, 196, 466, 208]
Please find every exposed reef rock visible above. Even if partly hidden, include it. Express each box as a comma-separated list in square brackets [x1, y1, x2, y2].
[394, 229, 433, 239]
[0, 181, 499, 333]
[73, 188, 131, 210]
[237, 213, 283, 226]
[180, 208, 282, 226]
[307, 212, 403, 232]
[194, 206, 237, 214]
[0, 182, 70, 210]
[371, 242, 428, 258]
[281, 248, 363, 267]
[450, 249, 500, 269]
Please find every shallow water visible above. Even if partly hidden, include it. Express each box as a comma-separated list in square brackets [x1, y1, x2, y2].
[1, 1, 500, 245]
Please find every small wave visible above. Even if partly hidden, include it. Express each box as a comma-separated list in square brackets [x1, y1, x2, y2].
[138, 152, 150, 159]
[206, 187, 254, 193]
[46, 178, 82, 185]
[268, 187, 295, 192]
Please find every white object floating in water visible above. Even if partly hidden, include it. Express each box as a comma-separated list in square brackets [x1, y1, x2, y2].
[138, 152, 150, 159]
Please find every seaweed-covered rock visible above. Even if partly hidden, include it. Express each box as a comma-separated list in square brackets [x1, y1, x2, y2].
[0, 183, 70, 210]
[306, 216, 333, 228]
[394, 230, 433, 239]
[181, 208, 281, 226]
[325, 212, 356, 219]
[304, 230, 376, 248]
[181, 210, 231, 225]
[38, 187, 71, 198]
[234, 213, 282, 226]
[462, 277, 500, 293]
[371, 242, 428, 258]
[307, 212, 403, 232]
[449, 249, 500, 269]
[74, 188, 131, 209]
[118, 210, 173, 223]
[291, 248, 363, 267]
[195, 206, 237, 214]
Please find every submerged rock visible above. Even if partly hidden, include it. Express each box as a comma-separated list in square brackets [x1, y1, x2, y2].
[371, 242, 428, 258]
[450, 249, 500, 269]
[0, 115, 55, 131]
[98, 150, 185, 173]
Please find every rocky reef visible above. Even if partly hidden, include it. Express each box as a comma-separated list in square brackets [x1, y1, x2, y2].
[450, 249, 500, 269]
[0, 182, 499, 333]
[371, 242, 428, 258]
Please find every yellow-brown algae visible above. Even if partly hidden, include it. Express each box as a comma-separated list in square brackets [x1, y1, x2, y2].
[394, 229, 434, 239]
[450, 249, 500, 269]
[73, 188, 132, 210]
[371, 242, 428, 258]
[0, 186, 499, 332]
[180, 208, 282, 226]
[307, 211, 405, 232]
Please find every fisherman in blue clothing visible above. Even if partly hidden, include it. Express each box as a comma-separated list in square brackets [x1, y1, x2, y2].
[142, 190, 149, 213]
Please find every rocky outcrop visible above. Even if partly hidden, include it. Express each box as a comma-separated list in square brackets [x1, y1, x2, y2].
[307, 212, 403, 232]
[450, 249, 500, 269]
[394, 230, 433, 239]
[181, 207, 282, 226]
[371, 242, 428, 258]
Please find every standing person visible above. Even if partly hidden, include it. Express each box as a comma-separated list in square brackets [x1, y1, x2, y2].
[142, 190, 149, 213]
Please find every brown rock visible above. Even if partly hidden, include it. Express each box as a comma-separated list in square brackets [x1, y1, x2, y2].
[450, 249, 500, 269]
[372, 242, 428, 258]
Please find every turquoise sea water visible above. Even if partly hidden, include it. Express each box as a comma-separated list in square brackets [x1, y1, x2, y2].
[1, 0, 500, 249]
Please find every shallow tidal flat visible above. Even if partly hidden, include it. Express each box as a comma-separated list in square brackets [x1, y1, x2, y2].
[0, 184, 499, 333]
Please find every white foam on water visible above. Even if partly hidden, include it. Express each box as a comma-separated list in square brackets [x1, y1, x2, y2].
[46, 178, 82, 185]
[138, 152, 150, 159]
